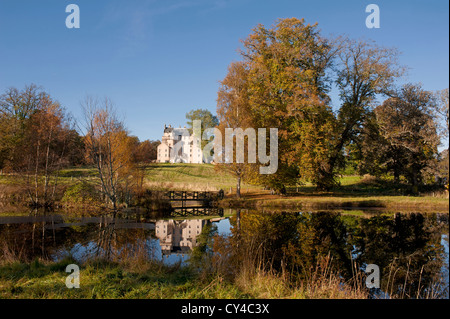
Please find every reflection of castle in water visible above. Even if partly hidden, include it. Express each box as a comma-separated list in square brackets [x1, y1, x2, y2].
[155, 219, 208, 257]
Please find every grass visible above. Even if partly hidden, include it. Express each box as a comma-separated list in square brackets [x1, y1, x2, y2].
[219, 174, 448, 211]
[0, 257, 248, 299]
[0, 255, 370, 299]
[140, 164, 448, 210]
[1, 164, 448, 212]
[142, 163, 248, 192]
[220, 192, 449, 211]
[0, 218, 368, 300]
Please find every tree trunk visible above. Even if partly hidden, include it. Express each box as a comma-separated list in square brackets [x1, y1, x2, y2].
[236, 176, 241, 198]
[411, 170, 419, 194]
[43, 130, 53, 205]
[394, 170, 400, 184]
[34, 140, 41, 206]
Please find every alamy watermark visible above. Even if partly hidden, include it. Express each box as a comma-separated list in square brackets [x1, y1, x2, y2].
[65, 4, 380, 30]
[365, 264, 380, 289]
[65, 264, 80, 289]
[65, 4, 80, 29]
[366, 4, 380, 29]
[168, 120, 279, 175]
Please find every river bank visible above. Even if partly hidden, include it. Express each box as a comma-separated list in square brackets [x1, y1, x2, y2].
[219, 192, 449, 212]
[1, 165, 448, 213]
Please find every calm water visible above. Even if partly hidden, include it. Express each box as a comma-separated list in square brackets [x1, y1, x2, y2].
[0, 208, 448, 299]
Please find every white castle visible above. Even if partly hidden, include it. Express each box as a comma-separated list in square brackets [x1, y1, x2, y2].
[157, 124, 203, 164]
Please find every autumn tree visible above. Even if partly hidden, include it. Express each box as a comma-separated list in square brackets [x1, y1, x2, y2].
[217, 18, 336, 193]
[0, 84, 48, 172]
[131, 138, 160, 163]
[216, 61, 255, 197]
[359, 84, 440, 190]
[26, 101, 78, 205]
[316, 38, 406, 189]
[0, 84, 82, 206]
[82, 96, 138, 210]
[436, 149, 449, 184]
[0, 114, 14, 171]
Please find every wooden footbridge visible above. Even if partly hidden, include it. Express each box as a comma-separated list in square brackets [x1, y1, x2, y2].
[164, 190, 224, 208]
[142, 189, 224, 210]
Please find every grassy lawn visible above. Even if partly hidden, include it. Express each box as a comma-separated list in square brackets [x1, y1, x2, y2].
[140, 164, 448, 211]
[142, 163, 261, 192]
[221, 192, 449, 211]
[1, 164, 448, 211]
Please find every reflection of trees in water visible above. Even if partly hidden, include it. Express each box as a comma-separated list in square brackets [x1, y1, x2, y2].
[1, 210, 447, 298]
[353, 213, 448, 298]
[222, 212, 353, 281]
[0, 210, 90, 262]
[0, 211, 154, 263]
[223, 211, 448, 298]
[88, 214, 153, 262]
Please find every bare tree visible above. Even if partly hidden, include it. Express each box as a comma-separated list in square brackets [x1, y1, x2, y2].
[81, 96, 135, 210]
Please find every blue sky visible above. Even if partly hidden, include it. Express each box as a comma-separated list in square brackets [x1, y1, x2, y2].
[0, 0, 448, 143]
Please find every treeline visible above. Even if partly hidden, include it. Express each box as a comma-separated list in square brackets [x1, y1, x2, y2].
[0, 85, 159, 208]
[215, 18, 449, 195]
[1, 18, 448, 207]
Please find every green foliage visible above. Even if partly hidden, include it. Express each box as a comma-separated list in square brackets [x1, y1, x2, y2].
[190, 223, 218, 269]
[359, 84, 441, 189]
[61, 182, 100, 206]
[186, 108, 219, 132]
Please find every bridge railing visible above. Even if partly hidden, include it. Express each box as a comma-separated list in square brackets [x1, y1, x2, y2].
[161, 190, 224, 201]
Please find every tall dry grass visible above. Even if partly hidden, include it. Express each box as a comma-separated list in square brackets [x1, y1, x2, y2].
[303, 255, 368, 299]
[383, 257, 449, 299]
[231, 254, 369, 299]
[211, 233, 370, 299]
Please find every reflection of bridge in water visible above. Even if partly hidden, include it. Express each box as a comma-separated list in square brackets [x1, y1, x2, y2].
[155, 212, 228, 258]
[156, 219, 208, 257]
[171, 207, 224, 217]
[153, 205, 226, 257]
[151, 190, 224, 209]
[99, 207, 226, 258]
[0, 207, 227, 261]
